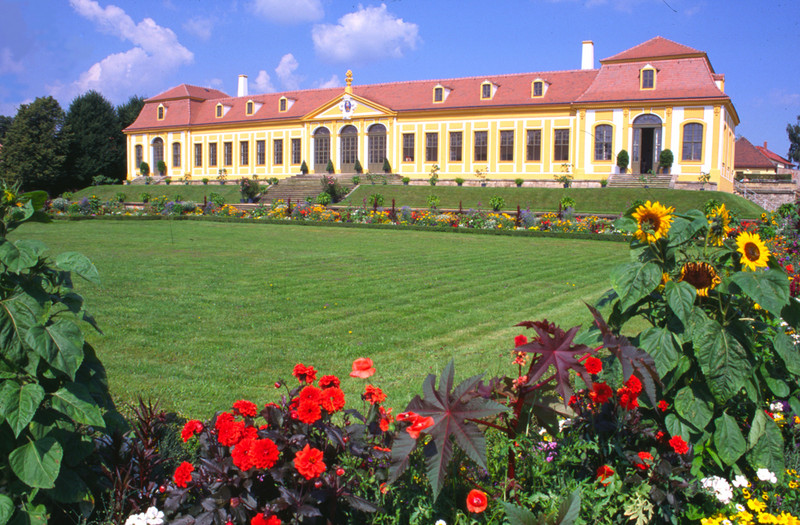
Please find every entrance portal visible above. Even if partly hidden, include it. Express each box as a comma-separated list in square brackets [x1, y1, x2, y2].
[632, 114, 662, 175]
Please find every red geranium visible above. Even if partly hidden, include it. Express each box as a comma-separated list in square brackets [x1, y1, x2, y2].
[466, 489, 488, 513]
[591, 382, 613, 404]
[363, 385, 387, 405]
[173, 461, 194, 488]
[596, 464, 614, 485]
[251, 515, 281, 525]
[294, 444, 326, 480]
[617, 388, 639, 410]
[251, 438, 280, 469]
[635, 451, 653, 470]
[514, 334, 528, 347]
[296, 400, 322, 424]
[232, 437, 256, 471]
[584, 356, 602, 375]
[349, 358, 376, 378]
[658, 400, 669, 412]
[624, 375, 643, 395]
[216, 412, 246, 446]
[320, 387, 346, 413]
[318, 375, 340, 389]
[669, 435, 689, 455]
[233, 399, 258, 417]
[181, 420, 203, 442]
[292, 363, 317, 384]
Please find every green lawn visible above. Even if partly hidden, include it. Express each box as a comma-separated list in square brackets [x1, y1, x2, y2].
[15, 220, 631, 418]
[341, 186, 764, 218]
[72, 183, 244, 203]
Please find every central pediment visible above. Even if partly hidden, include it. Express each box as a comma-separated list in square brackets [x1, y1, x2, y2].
[303, 92, 396, 121]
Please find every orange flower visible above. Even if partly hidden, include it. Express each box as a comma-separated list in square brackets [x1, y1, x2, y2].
[350, 358, 376, 378]
[379, 407, 394, 431]
[466, 489, 488, 513]
[294, 444, 326, 480]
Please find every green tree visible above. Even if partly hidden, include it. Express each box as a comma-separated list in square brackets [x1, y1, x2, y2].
[0, 115, 13, 143]
[787, 115, 800, 164]
[116, 95, 145, 131]
[63, 91, 122, 189]
[0, 96, 66, 193]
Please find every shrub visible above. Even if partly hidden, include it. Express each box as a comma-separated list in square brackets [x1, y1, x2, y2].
[115, 192, 127, 203]
[352, 175, 360, 186]
[427, 194, 440, 210]
[140, 192, 151, 203]
[515, 178, 524, 187]
[383, 158, 391, 173]
[300, 160, 309, 174]
[600, 178, 608, 187]
[560, 196, 576, 209]
[208, 192, 225, 208]
[489, 195, 505, 211]
[326, 159, 335, 174]
[139, 162, 150, 176]
[659, 148, 674, 169]
[429, 164, 440, 186]
[92, 174, 116, 185]
[202, 177, 209, 185]
[164, 176, 171, 185]
[321, 175, 347, 203]
[368, 193, 385, 207]
[616, 150, 629, 172]
[354, 159, 363, 174]
[157, 160, 167, 175]
[315, 192, 331, 205]
[455, 177, 465, 186]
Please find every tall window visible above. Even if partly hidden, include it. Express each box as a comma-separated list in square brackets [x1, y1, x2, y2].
[152, 138, 163, 167]
[554, 129, 570, 162]
[194, 144, 202, 167]
[474, 131, 488, 162]
[526, 130, 541, 161]
[223, 142, 232, 166]
[682, 123, 703, 161]
[434, 87, 443, 102]
[240, 141, 249, 165]
[403, 133, 414, 162]
[594, 125, 613, 161]
[135, 145, 143, 167]
[532, 81, 543, 97]
[481, 83, 491, 99]
[157, 106, 164, 120]
[246, 101, 253, 115]
[641, 69, 655, 89]
[216, 105, 223, 118]
[172, 142, 181, 168]
[279, 98, 287, 112]
[449, 131, 462, 162]
[426, 133, 438, 162]
[291, 138, 301, 164]
[274, 139, 283, 165]
[209, 143, 217, 167]
[256, 140, 265, 165]
[500, 130, 514, 161]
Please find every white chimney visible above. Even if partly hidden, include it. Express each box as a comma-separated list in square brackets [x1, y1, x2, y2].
[581, 41, 594, 70]
[237, 75, 248, 97]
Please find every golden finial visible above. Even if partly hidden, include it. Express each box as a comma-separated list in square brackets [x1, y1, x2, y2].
[345, 70, 353, 87]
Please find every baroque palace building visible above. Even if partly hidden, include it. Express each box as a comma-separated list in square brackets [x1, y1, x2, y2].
[125, 36, 739, 191]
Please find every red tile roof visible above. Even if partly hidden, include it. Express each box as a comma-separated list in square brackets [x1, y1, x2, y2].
[147, 84, 229, 102]
[734, 137, 776, 169]
[601, 36, 704, 64]
[755, 144, 795, 168]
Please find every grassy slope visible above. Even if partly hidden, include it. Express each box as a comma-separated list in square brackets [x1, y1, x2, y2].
[341, 186, 764, 218]
[72, 184, 244, 203]
[14, 220, 630, 418]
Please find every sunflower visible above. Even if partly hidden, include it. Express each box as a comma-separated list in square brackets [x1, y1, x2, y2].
[632, 201, 675, 244]
[736, 232, 770, 271]
[679, 262, 721, 297]
[706, 204, 732, 246]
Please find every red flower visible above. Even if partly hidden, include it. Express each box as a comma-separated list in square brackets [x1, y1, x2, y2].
[407, 415, 434, 439]
[658, 400, 669, 412]
[294, 444, 326, 480]
[216, 412, 245, 446]
[466, 489, 488, 513]
[350, 358, 376, 378]
[514, 334, 528, 347]
[232, 437, 256, 471]
[181, 420, 203, 442]
[379, 406, 394, 431]
[568, 395, 578, 406]
[363, 385, 387, 405]
[320, 387, 346, 413]
[233, 399, 258, 417]
[584, 356, 602, 375]
[251, 438, 280, 469]
[297, 400, 322, 424]
[298, 385, 322, 403]
[292, 363, 317, 384]
[173, 461, 194, 488]
[512, 351, 527, 366]
[596, 465, 614, 485]
[624, 375, 643, 395]
[591, 382, 613, 404]
[396, 411, 417, 422]
[251, 515, 281, 525]
[669, 435, 689, 455]
[319, 375, 340, 389]
[635, 451, 653, 470]
[655, 430, 666, 442]
[617, 388, 639, 410]
[787, 264, 795, 274]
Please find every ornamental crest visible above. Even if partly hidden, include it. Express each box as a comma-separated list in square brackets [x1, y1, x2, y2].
[338, 95, 358, 120]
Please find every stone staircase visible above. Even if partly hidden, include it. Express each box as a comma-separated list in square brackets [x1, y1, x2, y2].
[260, 173, 402, 204]
[606, 173, 674, 189]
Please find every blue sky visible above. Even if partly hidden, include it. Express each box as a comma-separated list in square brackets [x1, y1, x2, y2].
[1, 0, 798, 158]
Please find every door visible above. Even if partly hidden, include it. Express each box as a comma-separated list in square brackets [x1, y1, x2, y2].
[631, 114, 662, 175]
[368, 124, 387, 173]
[313, 127, 330, 173]
[340, 125, 358, 173]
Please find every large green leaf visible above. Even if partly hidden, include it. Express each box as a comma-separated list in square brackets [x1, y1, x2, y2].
[747, 410, 784, 474]
[0, 493, 12, 525]
[692, 317, 750, 403]
[9, 437, 63, 489]
[665, 281, 696, 325]
[713, 412, 746, 466]
[674, 385, 713, 431]
[50, 383, 105, 428]
[0, 293, 41, 364]
[2, 382, 45, 438]
[611, 261, 661, 312]
[729, 270, 790, 315]
[55, 252, 100, 286]
[25, 319, 85, 380]
[47, 467, 93, 507]
[667, 213, 706, 247]
[773, 331, 800, 375]
[638, 326, 680, 376]
[19, 190, 49, 211]
[665, 413, 693, 441]
[0, 239, 39, 273]
[503, 502, 538, 525]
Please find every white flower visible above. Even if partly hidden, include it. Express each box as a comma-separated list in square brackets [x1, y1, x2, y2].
[144, 507, 164, 525]
[735, 504, 745, 512]
[701, 476, 734, 504]
[770, 401, 784, 412]
[124, 514, 146, 525]
[435, 521, 447, 525]
[731, 475, 749, 488]
[756, 468, 777, 483]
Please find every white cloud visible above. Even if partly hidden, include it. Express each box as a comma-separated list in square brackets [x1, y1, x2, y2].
[275, 53, 302, 90]
[254, 70, 276, 93]
[312, 4, 419, 64]
[183, 16, 213, 40]
[769, 88, 800, 107]
[208, 78, 224, 89]
[315, 75, 341, 89]
[251, 0, 323, 24]
[0, 47, 23, 74]
[54, 0, 193, 102]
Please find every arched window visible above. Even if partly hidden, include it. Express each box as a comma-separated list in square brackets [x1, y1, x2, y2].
[340, 125, 358, 171]
[151, 138, 164, 171]
[215, 104, 223, 118]
[594, 124, 613, 161]
[640, 66, 656, 90]
[135, 145, 143, 168]
[246, 101, 254, 115]
[368, 124, 387, 172]
[313, 127, 330, 172]
[682, 123, 704, 161]
[532, 80, 544, 97]
[157, 105, 165, 120]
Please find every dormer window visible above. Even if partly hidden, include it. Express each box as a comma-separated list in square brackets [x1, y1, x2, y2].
[246, 100, 254, 115]
[216, 104, 223, 118]
[279, 97, 287, 112]
[531, 79, 548, 98]
[434, 87, 443, 102]
[481, 82, 492, 100]
[640, 66, 656, 90]
[157, 104, 165, 120]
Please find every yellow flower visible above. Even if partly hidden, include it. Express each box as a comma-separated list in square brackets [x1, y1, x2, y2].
[747, 499, 766, 513]
[737, 232, 770, 271]
[707, 204, 732, 246]
[632, 201, 675, 243]
[679, 262, 721, 297]
[789, 481, 798, 489]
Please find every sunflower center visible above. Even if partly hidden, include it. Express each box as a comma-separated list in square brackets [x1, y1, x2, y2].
[641, 215, 660, 232]
[681, 263, 717, 290]
[744, 242, 761, 261]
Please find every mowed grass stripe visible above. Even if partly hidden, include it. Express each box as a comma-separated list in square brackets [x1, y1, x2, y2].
[14, 221, 628, 417]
